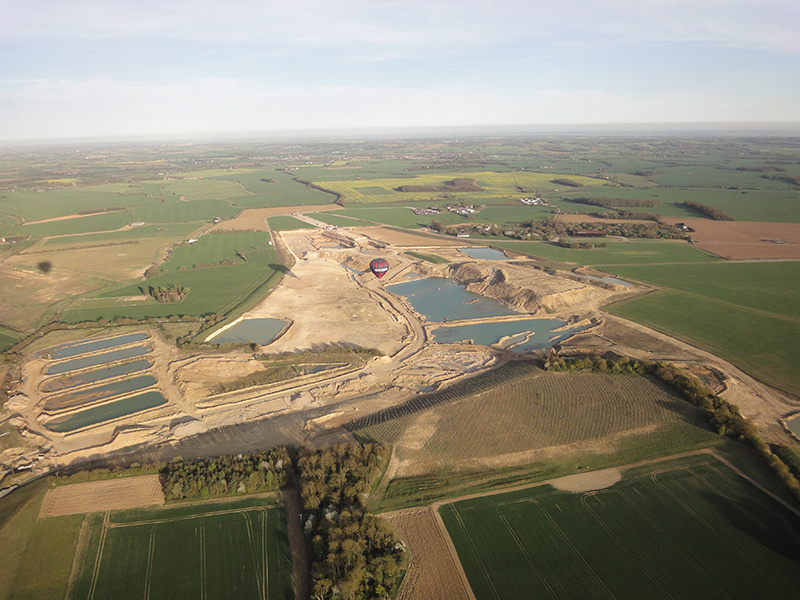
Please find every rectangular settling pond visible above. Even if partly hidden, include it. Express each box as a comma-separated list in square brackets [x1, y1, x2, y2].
[43, 375, 158, 412]
[41, 359, 152, 392]
[44, 391, 168, 433]
[47, 345, 152, 375]
[47, 333, 148, 359]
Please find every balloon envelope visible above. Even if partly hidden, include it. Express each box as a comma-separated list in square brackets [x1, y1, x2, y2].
[369, 258, 389, 279]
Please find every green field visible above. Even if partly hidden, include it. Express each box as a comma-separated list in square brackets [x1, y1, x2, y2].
[130, 198, 239, 223]
[0, 483, 293, 600]
[267, 215, 311, 231]
[67, 499, 293, 600]
[440, 454, 800, 600]
[16, 211, 132, 238]
[54, 231, 282, 323]
[604, 261, 800, 396]
[495, 239, 719, 266]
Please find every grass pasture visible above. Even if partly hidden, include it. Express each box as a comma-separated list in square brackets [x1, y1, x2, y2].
[440, 454, 800, 600]
[66, 499, 293, 600]
[130, 198, 239, 224]
[267, 216, 312, 231]
[355, 363, 720, 509]
[17, 211, 132, 238]
[163, 178, 248, 201]
[495, 239, 719, 266]
[605, 261, 800, 396]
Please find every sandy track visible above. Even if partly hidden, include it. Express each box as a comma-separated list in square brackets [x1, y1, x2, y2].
[39, 475, 164, 518]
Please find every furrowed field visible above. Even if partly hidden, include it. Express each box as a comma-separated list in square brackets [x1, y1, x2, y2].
[0, 481, 293, 600]
[440, 454, 800, 600]
[353, 363, 720, 509]
[68, 499, 293, 600]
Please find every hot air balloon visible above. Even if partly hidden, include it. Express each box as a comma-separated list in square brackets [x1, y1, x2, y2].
[369, 258, 389, 279]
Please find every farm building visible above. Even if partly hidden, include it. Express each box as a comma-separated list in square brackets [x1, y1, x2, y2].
[570, 229, 607, 238]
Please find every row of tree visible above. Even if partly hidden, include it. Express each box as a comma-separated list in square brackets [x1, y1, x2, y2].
[544, 354, 800, 502]
[566, 197, 661, 209]
[296, 443, 404, 600]
[679, 200, 734, 221]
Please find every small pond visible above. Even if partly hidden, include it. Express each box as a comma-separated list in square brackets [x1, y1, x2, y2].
[211, 318, 288, 345]
[47, 345, 152, 375]
[787, 414, 800, 438]
[460, 248, 511, 260]
[389, 278, 518, 322]
[432, 319, 587, 352]
[577, 274, 632, 287]
[44, 391, 168, 433]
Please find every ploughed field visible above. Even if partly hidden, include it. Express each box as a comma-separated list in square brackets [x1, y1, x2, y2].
[353, 363, 721, 509]
[440, 454, 800, 600]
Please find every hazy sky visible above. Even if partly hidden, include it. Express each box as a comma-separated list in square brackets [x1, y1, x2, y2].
[2, 0, 799, 141]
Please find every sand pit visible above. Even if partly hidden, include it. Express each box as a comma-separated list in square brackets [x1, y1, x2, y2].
[550, 467, 622, 492]
[662, 218, 800, 259]
[39, 474, 164, 517]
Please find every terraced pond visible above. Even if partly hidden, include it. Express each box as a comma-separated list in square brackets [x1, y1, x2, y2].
[44, 391, 168, 433]
[46, 333, 148, 359]
[46, 345, 152, 375]
[40, 359, 152, 392]
[43, 375, 158, 412]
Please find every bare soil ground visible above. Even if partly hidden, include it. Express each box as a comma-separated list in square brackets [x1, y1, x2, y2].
[384, 507, 473, 600]
[556, 214, 657, 225]
[245, 254, 407, 356]
[38, 474, 164, 518]
[662, 218, 800, 259]
[550, 467, 622, 491]
[356, 226, 463, 247]
[210, 205, 343, 232]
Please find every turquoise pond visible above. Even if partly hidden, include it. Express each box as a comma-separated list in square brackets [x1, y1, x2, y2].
[211, 318, 288, 345]
[47, 333, 148, 359]
[46, 345, 152, 375]
[389, 278, 519, 322]
[460, 248, 510, 260]
[432, 319, 586, 352]
[44, 391, 167, 433]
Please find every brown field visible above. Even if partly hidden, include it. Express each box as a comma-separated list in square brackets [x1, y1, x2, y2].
[384, 507, 472, 600]
[38, 475, 164, 518]
[211, 205, 343, 232]
[357, 226, 462, 247]
[661, 218, 800, 259]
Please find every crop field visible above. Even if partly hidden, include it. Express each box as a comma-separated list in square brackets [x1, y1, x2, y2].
[314, 171, 612, 204]
[267, 216, 311, 231]
[604, 261, 800, 396]
[66, 499, 293, 600]
[440, 454, 800, 600]
[130, 198, 240, 224]
[308, 212, 365, 227]
[0, 188, 155, 222]
[166, 231, 272, 270]
[163, 178, 248, 201]
[17, 211, 132, 238]
[495, 239, 719, 266]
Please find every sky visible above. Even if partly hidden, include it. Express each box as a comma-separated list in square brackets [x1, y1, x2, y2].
[1, 0, 799, 142]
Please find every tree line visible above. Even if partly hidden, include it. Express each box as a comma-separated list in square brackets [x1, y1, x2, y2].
[679, 201, 734, 221]
[159, 442, 405, 600]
